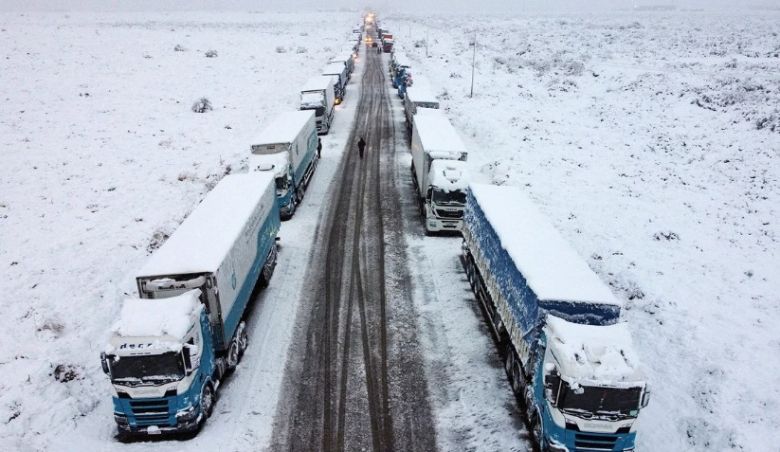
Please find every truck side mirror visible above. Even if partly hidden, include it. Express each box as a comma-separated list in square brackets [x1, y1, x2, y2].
[100, 352, 110, 375]
[641, 385, 651, 408]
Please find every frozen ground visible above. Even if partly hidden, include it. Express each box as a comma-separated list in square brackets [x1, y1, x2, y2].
[385, 10, 780, 452]
[0, 11, 359, 451]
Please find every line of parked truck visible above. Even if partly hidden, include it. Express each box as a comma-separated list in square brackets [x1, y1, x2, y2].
[98, 22, 365, 440]
[387, 30, 650, 452]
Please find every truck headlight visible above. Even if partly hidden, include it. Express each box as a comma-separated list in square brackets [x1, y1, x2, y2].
[176, 405, 198, 422]
[113, 413, 129, 426]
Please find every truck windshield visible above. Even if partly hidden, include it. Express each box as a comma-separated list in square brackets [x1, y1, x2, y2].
[559, 383, 642, 418]
[110, 352, 184, 384]
[432, 189, 466, 206]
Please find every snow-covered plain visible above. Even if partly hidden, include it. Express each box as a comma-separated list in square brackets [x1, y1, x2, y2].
[0, 11, 359, 450]
[385, 11, 780, 452]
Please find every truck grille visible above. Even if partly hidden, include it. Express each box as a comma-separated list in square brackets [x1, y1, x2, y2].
[574, 433, 618, 451]
[435, 208, 463, 219]
[129, 399, 170, 425]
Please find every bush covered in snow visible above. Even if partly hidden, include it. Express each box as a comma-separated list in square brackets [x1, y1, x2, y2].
[191, 97, 212, 113]
[204, 49, 218, 58]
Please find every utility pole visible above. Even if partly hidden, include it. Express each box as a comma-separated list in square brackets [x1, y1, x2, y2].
[470, 30, 477, 98]
[425, 27, 429, 58]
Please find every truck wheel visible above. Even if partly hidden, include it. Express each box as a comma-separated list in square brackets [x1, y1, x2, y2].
[226, 339, 240, 370]
[200, 383, 215, 420]
[237, 322, 249, 354]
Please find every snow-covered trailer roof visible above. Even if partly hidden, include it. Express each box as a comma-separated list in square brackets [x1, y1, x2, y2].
[108, 289, 202, 353]
[545, 316, 644, 386]
[413, 109, 467, 160]
[322, 63, 346, 77]
[469, 183, 621, 308]
[301, 75, 335, 93]
[251, 110, 314, 148]
[405, 80, 439, 107]
[428, 160, 468, 193]
[137, 173, 276, 277]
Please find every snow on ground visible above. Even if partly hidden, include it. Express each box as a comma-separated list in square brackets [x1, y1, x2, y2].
[0, 11, 359, 450]
[386, 11, 779, 452]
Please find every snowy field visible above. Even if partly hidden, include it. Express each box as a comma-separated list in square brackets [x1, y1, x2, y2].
[384, 10, 780, 452]
[0, 11, 358, 450]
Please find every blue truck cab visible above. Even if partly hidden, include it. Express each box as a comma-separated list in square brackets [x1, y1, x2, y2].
[461, 183, 650, 451]
[101, 173, 281, 439]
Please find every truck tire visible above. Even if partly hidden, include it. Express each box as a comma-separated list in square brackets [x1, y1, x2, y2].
[200, 383, 215, 420]
[226, 339, 240, 370]
[237, 321, 249, 354]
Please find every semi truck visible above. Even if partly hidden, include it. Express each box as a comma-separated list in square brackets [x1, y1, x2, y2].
[300, 75, 336, 134]
[403, 77, 439, 133]
[322, 62, 348, 103]
[100, 173, 281, 438]
[329, 53, 354, 80]
[460, 183, 650, 452]
[250, 110, 319, 220]
[410, 109, 469, 234]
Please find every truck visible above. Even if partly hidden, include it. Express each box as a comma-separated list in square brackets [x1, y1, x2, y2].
[100, 173, 281, 438]
[410, 109, 469, 234]
[300, 75, 336, 134]
[250, 110, 319, 220]
[403, 77, 439, 132]
[329, 52, 354, 81]
[460, 183, 650, 452]
[382, 37, 394, 53]
[322, 62, 348, 103]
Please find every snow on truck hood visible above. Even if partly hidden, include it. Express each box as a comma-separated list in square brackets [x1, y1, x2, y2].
[250, 152, 289, 178]
[107, 289, 202, 354]
[429, 160, 468, 192]
[469, 183, 621, 307]
[545, 315, 644, 385]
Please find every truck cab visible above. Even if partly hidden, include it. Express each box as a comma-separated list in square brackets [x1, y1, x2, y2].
[535, 316, 650, 452]
[424, 159, 468, 233]
[101, 290, 218, 437]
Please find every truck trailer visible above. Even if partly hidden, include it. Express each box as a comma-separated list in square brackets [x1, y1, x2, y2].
[250, 110, 319, 220]
[101, 173, 281, 438]
[403, 77, 439, 133]
[461, 183, 650, 452]
[322, 62, 349, 103]
[410, 109, 469, 233]
[300, 75, 336, 134]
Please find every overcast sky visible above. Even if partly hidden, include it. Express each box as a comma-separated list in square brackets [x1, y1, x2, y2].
[0, 0, 774, 13]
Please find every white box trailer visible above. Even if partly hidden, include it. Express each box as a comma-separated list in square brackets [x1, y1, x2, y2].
[403, 76, 440, 132]
[322, 62, 349, 103]
[329, 53, 354, 79]
[300, 75, 336, 134]
[250, 110, 319, 219]
[410, 109, 469, 233]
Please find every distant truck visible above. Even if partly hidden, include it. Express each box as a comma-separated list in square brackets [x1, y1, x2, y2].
[250, 110, 319, 220]
[410, 109, 469, 233]
[461, 183, 650, 452]
[322, 62, 349, 103]
[101, 173, 281, 438]
[300, 75, 336, 134]
[382, 37, 394, 53]
[403, 78, 439, 132]
[329, 53, 354, 80]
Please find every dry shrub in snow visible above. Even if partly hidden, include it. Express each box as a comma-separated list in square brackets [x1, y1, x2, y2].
[205, 49, 218, 58]
[296, 47, 307, 54]
[275, 46, 287, 53]
[191, 97, 212, 113]
[147, 229, 170, 253]
[174, 44, 186, 52]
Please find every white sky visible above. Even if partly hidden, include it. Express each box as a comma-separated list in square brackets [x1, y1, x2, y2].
[0, 0, 775, 12]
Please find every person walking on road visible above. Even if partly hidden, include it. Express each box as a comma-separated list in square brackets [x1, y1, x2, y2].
[357, 136, 366, 159]
[317, 137, 322, 159]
